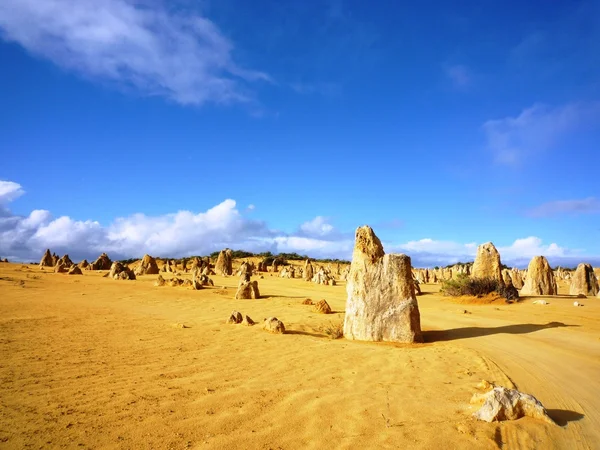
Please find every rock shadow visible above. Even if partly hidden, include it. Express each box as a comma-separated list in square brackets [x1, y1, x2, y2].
[546, 409, 585, 426]
[423, 322, 577, 342]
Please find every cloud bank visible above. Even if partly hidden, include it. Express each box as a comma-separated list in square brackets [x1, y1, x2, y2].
[0, 0, 269, 105]
[0, 180, 596, 268]
[483, 102, 600, 165]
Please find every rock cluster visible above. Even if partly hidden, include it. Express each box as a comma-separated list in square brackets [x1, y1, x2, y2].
[108, 262, 136, 280]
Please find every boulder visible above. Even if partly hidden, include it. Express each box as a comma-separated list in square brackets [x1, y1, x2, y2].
[68, 266, 83, 275]
[154, 274, 166, 286]
[312, 267, 336, 285]
[56, 254, 74, 268]
[215, 249, 233, 276]
[89, 253, 112, 270]
[226, 311, 243, 324]
[472, 242, 504, 285]
[242, 315, 256, 326]
[569, 263, 599, 296]
[343, 226, 422, 343]
[39, 249, 54, 268]
[108, 262, 136, 280]
[263, 317, 285, 334]
[54, 263, 67, 273]
[314, 299, 332, 314]
[520, 256, 557, 296]
[235, 280, 260, 299]
[134, 254, 160, 276]
[472, 386, 554, 424]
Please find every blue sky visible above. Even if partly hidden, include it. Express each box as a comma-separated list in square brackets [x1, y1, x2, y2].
[0, 0, 599, 267]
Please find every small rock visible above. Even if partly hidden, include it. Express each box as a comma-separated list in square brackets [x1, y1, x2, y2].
[302, 299, 314, 305]
[472, 386, 554, 424]
[241, 315, 255, 326]
[477, 380, 493, 391]
[226, 311, 243, 324]
[532, 300, 548, 305]
[314, 299, 332, 314]
[263, 317, 285, 334]
[574, 301, 583, 307]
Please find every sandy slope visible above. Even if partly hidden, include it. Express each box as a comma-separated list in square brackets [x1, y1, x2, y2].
[0, 263, 598, 449]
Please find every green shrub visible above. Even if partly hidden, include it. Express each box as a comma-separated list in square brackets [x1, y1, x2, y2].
[441, 274, 519, 301]
[441, 274, 499, 297]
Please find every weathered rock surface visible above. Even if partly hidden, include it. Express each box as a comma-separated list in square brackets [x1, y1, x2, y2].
[108, 262, 136, 280]
[235, 280, 260, 299]
[154, 274, 166, 286]
[520, 256, 557, 296]
[68, 266, 83, 275]
[39, 249, 54, 268]
[263, 317, 285, 334]
[226, 311, 243, 324]
[78, 259, 89, 269]
[343, 226, 422, 343]
[242, 315, 255, 326]
[570, 263, 599, 296]
[314, 299, 332, 314]
[472, 242, 504, 285]
[135, 254, 160, 276]
[215, 249, 233, 276]
[303, 259, 314, 281]
[472, 386, 554, 424]
[89, 253, 112, 271]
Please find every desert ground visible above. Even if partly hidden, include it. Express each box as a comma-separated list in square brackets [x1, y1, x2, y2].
[1, 261, 599, 449]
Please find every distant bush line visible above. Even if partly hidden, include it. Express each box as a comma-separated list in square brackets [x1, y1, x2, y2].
[118, 250, 350, 266]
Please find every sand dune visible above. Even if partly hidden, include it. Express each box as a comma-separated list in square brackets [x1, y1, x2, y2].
[1, 263, 598, 449]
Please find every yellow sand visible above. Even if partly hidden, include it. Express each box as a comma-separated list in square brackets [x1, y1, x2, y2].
[1, 263, 598, 449]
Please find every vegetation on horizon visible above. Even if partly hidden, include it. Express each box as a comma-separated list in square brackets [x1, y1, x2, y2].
[440, 274, 518, 301]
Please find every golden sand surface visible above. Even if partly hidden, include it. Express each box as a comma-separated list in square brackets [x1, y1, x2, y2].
[1, 262, 598, 449]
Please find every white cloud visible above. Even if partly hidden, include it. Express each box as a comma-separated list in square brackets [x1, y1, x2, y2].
[299, 216, 335, 237]
[0, 0, 269, 105]
[527, 197, 600, 217]
[483, 102, 600, 165]
[0, 181, 25, 204]
[0, 180, 597, 268]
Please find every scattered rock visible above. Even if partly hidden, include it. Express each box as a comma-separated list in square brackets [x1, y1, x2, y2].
[344, 226, 422, 343]
[471, 386, 555, 424]
[263, 317, 285, 334]
[302, 299, 314, 305]
[173, 323, 190, 329]
[314, 299, 332, 314]
[574, 301, 582, 307]
[226, 311, 243, 324]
